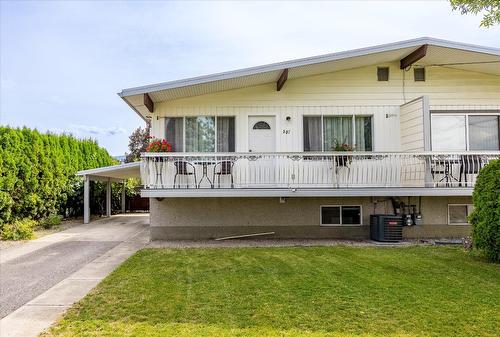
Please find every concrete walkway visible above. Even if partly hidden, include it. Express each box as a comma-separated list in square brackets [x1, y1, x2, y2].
[0, 214, 149, 337]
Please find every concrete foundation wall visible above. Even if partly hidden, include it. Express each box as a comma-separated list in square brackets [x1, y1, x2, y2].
[149, 196, 472, 240]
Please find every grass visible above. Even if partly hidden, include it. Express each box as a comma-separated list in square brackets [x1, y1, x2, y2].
[45, 246, 499, 337]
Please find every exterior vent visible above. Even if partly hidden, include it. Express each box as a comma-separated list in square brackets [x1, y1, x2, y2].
[370, 215, 403, 242]
[414, 67, 425, 81]
[377, 67, 389, 81]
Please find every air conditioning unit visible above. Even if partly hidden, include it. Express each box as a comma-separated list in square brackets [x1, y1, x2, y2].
[370, 215, 403, 242]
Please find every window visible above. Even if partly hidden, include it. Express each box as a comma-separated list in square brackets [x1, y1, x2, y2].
[303, 116, 322, 151]
[431, 113, 500, 151]
[217, 117, 236, 152]
[377, 67, 389, 81]
[165, 117, 184, 152]
[468, 116, 499, 150]
[253, 121, 271, 130]
[324, 116, 352, 150]
[321, 206, 362, 226]
[414, 67, 425, 81]
[431, 115, 466, 151]
[186, 116, 215, 152]
[303, 116, 373, 151]
[448, 204, 474, 225]
[164, 116, 235, 153]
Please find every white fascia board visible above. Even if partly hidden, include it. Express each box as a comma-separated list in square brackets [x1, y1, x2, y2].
[141, 187, 474, 198]
[119, 37, 500, 98]
[76, 162, 141, 177]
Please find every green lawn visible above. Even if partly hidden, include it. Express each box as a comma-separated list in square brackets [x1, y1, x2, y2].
[45, 246, 499, 337]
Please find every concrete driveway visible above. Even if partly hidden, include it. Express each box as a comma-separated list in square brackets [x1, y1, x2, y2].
[0, 214, 149, 337]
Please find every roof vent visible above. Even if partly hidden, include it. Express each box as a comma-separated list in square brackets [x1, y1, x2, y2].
[414, 67, 425, 81]
[377, 67, 389, 81]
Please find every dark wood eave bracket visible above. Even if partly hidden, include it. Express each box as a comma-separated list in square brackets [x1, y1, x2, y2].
[277, 68, 288, 91]
[400, 44, 428, 69]
[143, 93, 154, 113]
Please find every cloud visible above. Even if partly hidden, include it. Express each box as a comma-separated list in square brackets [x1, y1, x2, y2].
[61, 124, 128, 137]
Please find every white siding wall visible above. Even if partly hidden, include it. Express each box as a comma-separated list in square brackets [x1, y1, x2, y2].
[149, 62, 500, 152]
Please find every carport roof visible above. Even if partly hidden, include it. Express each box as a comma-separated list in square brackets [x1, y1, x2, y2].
[76, 162, 140, 181]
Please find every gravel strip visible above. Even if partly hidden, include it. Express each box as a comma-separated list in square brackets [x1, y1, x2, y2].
[148, 239, 427, 249]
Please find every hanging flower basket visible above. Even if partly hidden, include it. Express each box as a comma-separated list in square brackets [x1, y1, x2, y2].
[146, 137, 173, 153]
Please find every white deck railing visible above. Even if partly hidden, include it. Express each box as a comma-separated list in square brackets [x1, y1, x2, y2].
[141, 152, 499, 190]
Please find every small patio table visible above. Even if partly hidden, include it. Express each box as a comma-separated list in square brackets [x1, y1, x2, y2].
[194, 160, 216, 188]
[431, 156, 461, 187]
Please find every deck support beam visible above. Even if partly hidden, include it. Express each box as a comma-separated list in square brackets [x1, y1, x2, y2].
[277, 69, 288, 91]
[143, 93, 154, 113]
[400, 44, 428, 69]
[83, 175, 90, 224]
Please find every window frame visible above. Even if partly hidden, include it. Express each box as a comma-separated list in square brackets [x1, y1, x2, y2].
[164, 116, 236, 153]
[320, 205, 363, 227]
[302, 115, 374, 152]
[430, 111, 500, 151]
[447, 204, 474, 226]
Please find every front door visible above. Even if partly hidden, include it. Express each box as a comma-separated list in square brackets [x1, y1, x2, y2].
[248, 116, 276, 152]
[248, 116, 277, 186]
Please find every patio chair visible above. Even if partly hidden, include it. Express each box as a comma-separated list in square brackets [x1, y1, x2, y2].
[459, 155, 483, 187]
[213, 160, 234, 188]
[173, 161, 197, 188]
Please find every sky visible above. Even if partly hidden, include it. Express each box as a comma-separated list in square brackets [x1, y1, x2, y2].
[1, 1, 499, 156]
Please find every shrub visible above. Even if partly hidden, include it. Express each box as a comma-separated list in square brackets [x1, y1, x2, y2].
[0, 218, 37, 240]
[469, 158, 500, 262]
[40, 214, 63, 229]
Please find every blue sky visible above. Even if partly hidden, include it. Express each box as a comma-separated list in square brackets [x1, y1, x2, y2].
[1, 1, 499, 156]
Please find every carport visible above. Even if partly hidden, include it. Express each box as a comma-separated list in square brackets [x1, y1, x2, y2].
[76, 162, 141, 223]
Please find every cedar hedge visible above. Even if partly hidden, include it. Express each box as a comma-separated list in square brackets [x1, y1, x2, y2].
[469, 158, 500, 262]
[0, 126, 118, 230]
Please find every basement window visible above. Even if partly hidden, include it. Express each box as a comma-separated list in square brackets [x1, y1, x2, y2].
[377, 67, 389, 81]
[321, 205, 362, 226]
[448, 204, 474, 225]
[414, 67, 425, 81]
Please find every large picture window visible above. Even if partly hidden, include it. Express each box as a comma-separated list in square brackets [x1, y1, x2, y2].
[303, 115, 372, 151]
[164, 116, 235, 153]
[431, 113, 500, 151]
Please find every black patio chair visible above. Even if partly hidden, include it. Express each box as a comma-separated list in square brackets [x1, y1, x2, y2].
[459, 155, 483, 187]
[213, 160, 234, 188]
[173, 161, 197, 188]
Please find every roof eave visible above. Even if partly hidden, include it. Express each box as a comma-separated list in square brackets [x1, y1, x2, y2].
[118, 37, 500, 98]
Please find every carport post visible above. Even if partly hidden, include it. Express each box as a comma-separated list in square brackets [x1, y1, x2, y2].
[121, 180, 126, 213]
[106, 179, 112, 217]
[83, 175, 90, 224]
